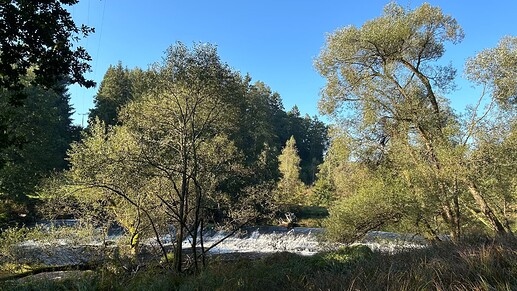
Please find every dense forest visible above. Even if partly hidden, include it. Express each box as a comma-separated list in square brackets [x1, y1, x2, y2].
[1, 0, 516, 288]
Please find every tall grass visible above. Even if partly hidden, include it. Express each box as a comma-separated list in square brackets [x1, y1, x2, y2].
[3, 239, 517, 290]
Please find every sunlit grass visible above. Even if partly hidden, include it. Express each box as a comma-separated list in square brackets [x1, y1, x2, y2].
[3, 240, 516, 290]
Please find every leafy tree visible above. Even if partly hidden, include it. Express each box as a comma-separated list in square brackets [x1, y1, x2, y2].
[128, 67, 156, 101]
[301, 115, 328, 184]
[0, 0, 95, 92]
[465, 119, 517, 234]
[0, 0, 92, 224]
[460, 37, 517, 236]
[311, 127, 351, 206]
[465, 36, 517, 108]
[68, 43, 274, 273]
[238, 81, 282, 163]
[276, 136, 305, 205]
[324, 170, 407, 243]
[233, 81, 286, 184]
[462, 36, 517, 235]
[316, 3, 514, 240]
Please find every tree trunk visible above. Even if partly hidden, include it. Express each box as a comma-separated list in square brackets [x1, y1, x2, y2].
[452, 194, 461, 240]
[467, 181, 508, 236]
[174, 222, 184, 273]
[174, 164, 188, 273]
[416, 124, 462, 239]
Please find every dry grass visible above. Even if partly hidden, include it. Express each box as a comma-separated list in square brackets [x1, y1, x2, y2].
[2, 238, 517, 290]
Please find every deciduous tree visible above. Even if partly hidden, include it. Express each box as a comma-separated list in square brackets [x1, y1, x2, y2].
[68, 43, 274, 273]
[316, 3, 514, 241]
[0, 0, 94, 91]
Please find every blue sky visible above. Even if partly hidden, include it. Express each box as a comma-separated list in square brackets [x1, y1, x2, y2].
[68, 0, 517, 126]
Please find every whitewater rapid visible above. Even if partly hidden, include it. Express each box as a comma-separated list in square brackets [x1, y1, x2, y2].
[7, 222, 430, 266]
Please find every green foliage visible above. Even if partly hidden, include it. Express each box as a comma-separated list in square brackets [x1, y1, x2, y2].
[323, 170, 411, 243]
[465, 118, 517, 232]
[284, 108, 328, 184]
[236, 81, 284, 180]
[0, 0, 95, 91]
[276, 136, 306, 205]
[315, 2, 463, 118]
[88, 63, 159, 128]
[313, 245, 372, 270]
[2, 272, 99, 291]
[88, 66, 329, 187]
[0, 0, 91, 226]
[237, 83, 329, 186]
[314, 2, 516, 241]
[89, 63, 133, 126]
[0, 82, 78, 224]
[34, 173, 83, 221]
[68, 43, 278, 272]
[71, 50, 329, 263]
[180, 252, 316, 290]
[465, 36, 517, 108]
[310, 126, 351, 206]
[0, 226, 39, 270]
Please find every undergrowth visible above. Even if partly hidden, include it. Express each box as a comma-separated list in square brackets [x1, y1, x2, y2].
[2, 240, 517, 290]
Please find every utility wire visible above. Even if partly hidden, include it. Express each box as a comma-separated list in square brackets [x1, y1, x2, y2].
[94, 0, 107, 80]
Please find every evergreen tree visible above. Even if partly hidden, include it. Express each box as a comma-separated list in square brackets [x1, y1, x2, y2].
[0, 0, 93, 224]
[284, 107, 328, 184]
[89, 62, 132, 126]
[0, 81, 76, 223]
[276, 136, 305, 205]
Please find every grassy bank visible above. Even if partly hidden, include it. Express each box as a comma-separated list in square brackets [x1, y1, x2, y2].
[3, 239, 517, 290]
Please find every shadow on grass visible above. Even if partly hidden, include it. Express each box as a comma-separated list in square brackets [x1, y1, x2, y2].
[3, 239, 517, 290]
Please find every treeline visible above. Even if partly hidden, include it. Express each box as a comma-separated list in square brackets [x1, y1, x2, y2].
[88, 60, 327, 186]
[2, 0, 516, 276]
[0, 44, 328, 224]
[68, 43, 328, 272]
[0, 41, 328, 271]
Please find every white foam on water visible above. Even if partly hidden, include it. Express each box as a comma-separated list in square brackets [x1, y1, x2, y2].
[180, 227, 327, 255]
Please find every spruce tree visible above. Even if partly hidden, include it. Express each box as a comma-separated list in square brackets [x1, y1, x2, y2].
[89, 63, 132, 126]
[277, 136, 305, 205]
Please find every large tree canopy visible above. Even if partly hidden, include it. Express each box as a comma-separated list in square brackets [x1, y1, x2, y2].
[316, 2, 463, 120]
[0, 0, 95, 92]
[316, 3, 515, 241]
[68, 43, 278, 273]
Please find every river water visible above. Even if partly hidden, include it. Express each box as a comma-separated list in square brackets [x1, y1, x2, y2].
[178, 226, 428, 255]
[7, 221, 429, 266]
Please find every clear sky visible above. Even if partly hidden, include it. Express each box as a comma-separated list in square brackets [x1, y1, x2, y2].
[67, 0, 517, 126]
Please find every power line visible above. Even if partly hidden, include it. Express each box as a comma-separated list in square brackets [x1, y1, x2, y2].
[94, 0, 107, 79]
[80, 113, 89, 128]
